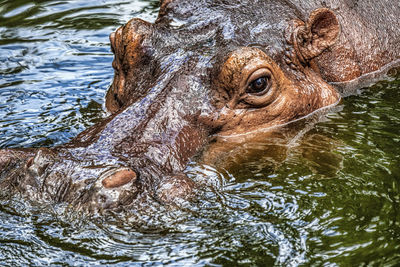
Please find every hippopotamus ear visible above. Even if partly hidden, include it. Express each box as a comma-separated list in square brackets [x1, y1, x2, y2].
[291, 8, 340, 64]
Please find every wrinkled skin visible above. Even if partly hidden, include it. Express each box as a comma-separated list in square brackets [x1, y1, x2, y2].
[1, 0, 400, 212]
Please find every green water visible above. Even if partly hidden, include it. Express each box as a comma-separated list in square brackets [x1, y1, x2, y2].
[1, 0, 400, 265]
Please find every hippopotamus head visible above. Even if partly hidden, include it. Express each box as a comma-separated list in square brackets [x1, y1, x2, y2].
[0, 0, 346, 210]
[105, 1, 340, 137]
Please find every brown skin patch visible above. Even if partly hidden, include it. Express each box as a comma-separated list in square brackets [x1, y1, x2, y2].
[204, 47, 340, 137]
[102, 169, 137, 188]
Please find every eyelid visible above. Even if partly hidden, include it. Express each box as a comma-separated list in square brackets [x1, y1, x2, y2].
[245, 68, 271, 88]
[246, 69, 271, 96]
[238, 59, 272, 92]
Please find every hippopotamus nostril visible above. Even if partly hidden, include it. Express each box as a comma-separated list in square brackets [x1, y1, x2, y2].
[85, 168, 139, 210]
[101, 168, 137, 188]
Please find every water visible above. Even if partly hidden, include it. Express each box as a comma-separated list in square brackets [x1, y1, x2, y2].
[1, 0, 400, 265]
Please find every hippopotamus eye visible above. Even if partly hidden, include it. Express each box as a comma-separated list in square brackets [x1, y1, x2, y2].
[239, 67, 277, 107]
[245, 69, 271, 96]
[247, 76, 270, 95]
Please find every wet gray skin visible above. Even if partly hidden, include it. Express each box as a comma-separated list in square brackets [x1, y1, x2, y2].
[0, 0, 400, 213]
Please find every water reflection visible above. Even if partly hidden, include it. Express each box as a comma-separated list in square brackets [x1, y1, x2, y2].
[202, 106, 344, 180]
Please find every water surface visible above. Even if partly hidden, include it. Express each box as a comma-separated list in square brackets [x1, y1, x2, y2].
[1, 0, 400, 265]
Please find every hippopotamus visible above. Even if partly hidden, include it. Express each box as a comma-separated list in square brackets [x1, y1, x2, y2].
[1, 0, 400, 212]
